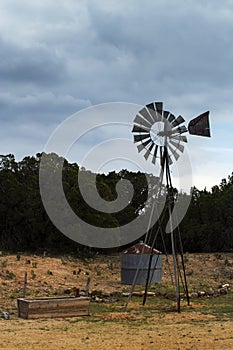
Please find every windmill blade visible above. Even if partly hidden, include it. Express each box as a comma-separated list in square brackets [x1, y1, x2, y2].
[172, 125, 188, 135]
[146, 103, 161, 123]
[167, 144, 180, 161]
[137, 143, 146, 153]
[178, 125, 188, 134]
[133, 133, 150, 143]
[170, 135, 188, 143]
[144, 143, 155, 160]
[139, 107, 155, 125]
[146, 101, 163, 121]
[168, 113, 176, 123]
[136, 138, 152, 152]
[134, 114, 152, 129]
[146, 102, 163, 114]
[152, 145, 158, 164]
[155, 102, 163, 114]
[188, 111, 210, 137]
[146, 102, 155, 111]
[155, 102, 163, 121]
[163, 111, 170, 120]
[132, 125, 150, 133]
[146, 102, 157, 120]
[147, 109, 159, 123]
[172, 115, 185, 127]
[169, 139, 185, 153]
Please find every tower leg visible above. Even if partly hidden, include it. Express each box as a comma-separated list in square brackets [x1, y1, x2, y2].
[170, 208, 180, 313]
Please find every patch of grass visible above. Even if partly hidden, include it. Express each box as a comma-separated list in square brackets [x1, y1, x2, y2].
[94, 265, 101, 276]
[186, 269, 194, 276]
[88, 290, 233, 328]
[1, 259, 8, 268]
[31, 270, 36, 279]
[61, 257, 67, 265]
[189, 279, 213, 290]
[6, 270, 16, 279]
[191, 293, 233, 320]
[214, 253, 222, 260]
[90, 293, 178, 322]
[183, 253, 189, 264]
[224, 259, 232, 267]
[149, 283, 176, 296]
[107, 260, 113, 269]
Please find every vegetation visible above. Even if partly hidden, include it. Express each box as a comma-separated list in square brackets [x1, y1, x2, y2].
[180, 176, 233, 252]
[0, 153, 232, 254]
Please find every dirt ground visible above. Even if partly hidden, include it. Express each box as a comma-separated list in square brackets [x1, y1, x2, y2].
[1, 312, 233, 350]
[0, 252, 233, 349]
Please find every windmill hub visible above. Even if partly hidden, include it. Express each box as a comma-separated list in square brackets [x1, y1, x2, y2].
[150, 121, 166, 146]
[150, 119, 173, 147]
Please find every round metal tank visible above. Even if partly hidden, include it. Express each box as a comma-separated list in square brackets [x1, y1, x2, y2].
[121, 243, 162, 285]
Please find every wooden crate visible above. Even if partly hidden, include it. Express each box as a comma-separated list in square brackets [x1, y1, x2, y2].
[17, 296, 90, 319]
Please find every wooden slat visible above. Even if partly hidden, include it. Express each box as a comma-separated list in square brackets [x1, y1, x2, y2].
[28, 300, 89, 309]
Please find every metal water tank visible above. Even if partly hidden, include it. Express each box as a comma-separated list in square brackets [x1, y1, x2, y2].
[121, 242, 162, 285]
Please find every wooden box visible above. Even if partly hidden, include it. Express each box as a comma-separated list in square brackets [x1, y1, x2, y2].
[17, 296, 90, 319]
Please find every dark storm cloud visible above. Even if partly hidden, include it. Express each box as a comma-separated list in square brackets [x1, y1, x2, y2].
[1, 0, 233, 112]
[87, 0, 233, 105]
[0, 37, 67, 86]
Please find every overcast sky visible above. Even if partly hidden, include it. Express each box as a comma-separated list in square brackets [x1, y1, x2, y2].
[1, 0, 233, 190]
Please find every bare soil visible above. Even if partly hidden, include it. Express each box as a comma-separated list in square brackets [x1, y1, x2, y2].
[0, 252, 233, 349]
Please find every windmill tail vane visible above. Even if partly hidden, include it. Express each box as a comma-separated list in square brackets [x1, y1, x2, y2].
[188, 111, 210, 137]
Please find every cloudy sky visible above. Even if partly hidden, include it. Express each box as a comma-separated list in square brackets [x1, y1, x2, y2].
[1, 0, 233, 191]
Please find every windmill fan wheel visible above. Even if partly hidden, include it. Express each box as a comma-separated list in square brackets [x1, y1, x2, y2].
[132, 102, 188, 165]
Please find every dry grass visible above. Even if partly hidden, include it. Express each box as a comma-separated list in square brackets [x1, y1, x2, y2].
[1, 315, 233, 350]
[0, 252, 233, 349]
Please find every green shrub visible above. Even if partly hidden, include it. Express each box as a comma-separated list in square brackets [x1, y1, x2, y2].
[31, 270, 36, 279]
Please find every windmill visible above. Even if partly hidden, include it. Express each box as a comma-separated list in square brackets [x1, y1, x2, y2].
[130, 101, 210, 312]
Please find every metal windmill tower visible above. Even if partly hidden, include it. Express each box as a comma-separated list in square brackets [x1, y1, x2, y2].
[130, 101, 210, 312]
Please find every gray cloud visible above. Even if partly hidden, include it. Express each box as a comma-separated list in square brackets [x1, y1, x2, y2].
[0, 31, 69, 86]
[1, 1, 233, 107]
[0, 91, 91, 123]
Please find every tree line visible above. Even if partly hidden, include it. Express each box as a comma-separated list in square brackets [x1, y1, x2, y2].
[0, 153, 232, 254]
